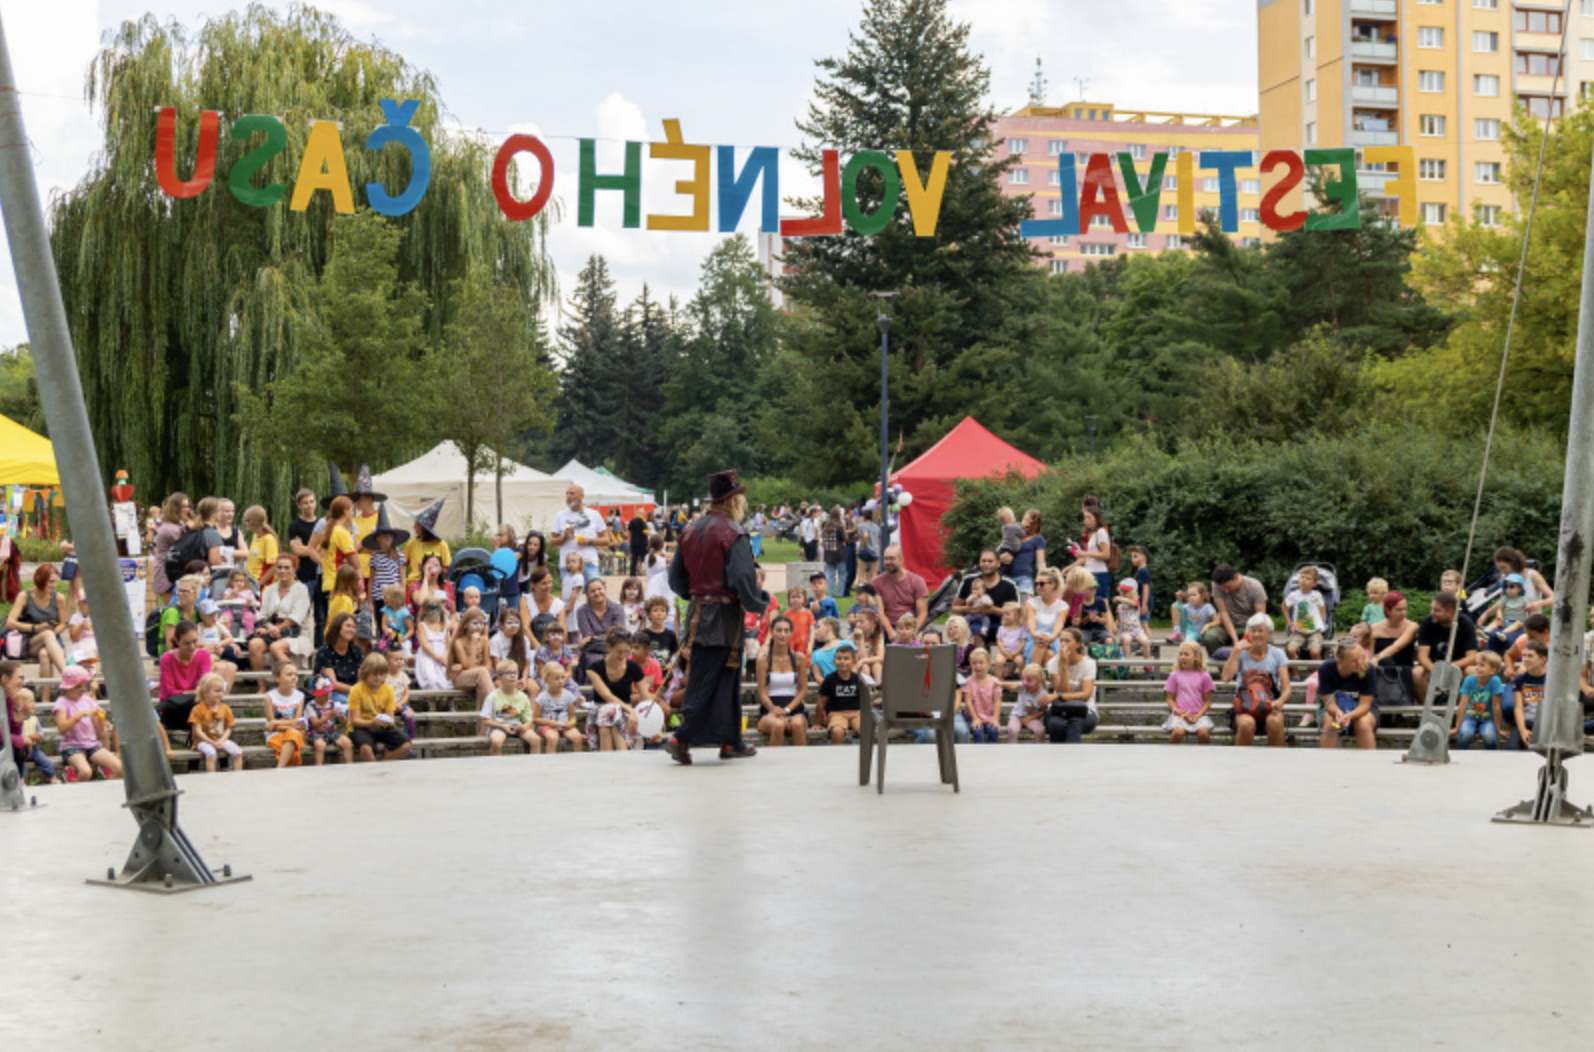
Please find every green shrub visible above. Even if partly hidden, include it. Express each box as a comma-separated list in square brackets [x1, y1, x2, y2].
[943, 426, 1562, 616]
[15, 536, 65, 563]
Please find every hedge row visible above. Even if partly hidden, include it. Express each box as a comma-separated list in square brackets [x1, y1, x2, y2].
[942, 428, 1565, 621]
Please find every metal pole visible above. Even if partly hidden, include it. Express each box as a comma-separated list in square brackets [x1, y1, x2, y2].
[1494, 131, 1594, 827]
[873, 293, 897, 554]
[0, 13, 248, 884]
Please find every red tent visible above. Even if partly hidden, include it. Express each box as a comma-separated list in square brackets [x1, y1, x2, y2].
[883, 417, 1047, 584]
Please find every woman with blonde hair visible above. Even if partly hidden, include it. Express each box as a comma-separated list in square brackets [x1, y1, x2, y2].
[242, 505, 279, 585]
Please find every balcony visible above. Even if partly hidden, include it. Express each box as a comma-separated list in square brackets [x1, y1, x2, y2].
[1352, 84, 1399, 105]
[1351, 129, 1400, 146]
[1349, 0, 1398, 15]
[1350, 40, 1398, 61]
[1356, 169, 1395, 194]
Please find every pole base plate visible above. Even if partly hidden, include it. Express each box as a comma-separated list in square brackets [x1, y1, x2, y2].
[1493, 752, 1594, 828]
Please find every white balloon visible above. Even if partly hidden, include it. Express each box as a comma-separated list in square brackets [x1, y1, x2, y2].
[897, 491, 913, 507]
[635, 701, 665, 739]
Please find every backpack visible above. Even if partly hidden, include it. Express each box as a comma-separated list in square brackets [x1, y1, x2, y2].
[1106, 540, 1121, 573]
[1233, 667, 1274, 719]
[164, 529, 209, 586]
[1088, 641, 1130, 681]
[144, 602, 170, 659]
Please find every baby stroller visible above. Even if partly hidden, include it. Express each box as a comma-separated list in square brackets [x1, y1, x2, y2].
[1462, 559, 1543, 621]
[926, 566, 978, 624]
[1282, 561, 1340, 640]
[449, 548, 505, 619]
[207, 568, 260, 639]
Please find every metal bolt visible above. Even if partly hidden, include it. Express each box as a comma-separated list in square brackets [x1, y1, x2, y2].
[223, 864, 232, 877]
[107, 867, 115, 880]
[163, 875, 173, 888]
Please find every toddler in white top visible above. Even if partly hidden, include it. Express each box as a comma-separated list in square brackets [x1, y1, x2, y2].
[1114, 580, 1152, 658]
[1007, 662, 1054, 744]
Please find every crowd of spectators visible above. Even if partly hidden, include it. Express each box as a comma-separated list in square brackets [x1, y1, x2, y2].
[3, 476, 1586, 778]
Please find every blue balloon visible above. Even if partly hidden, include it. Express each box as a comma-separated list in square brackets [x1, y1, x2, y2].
[490, 548, 519, 580]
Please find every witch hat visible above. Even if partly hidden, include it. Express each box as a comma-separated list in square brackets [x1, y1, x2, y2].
[361, 502, 410, 551]
[353, 462, 388, 503]
[410, 496, 446, 538]
[321, 463, 349, 511]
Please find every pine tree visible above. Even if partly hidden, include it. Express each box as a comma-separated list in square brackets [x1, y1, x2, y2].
[550, 256, 622, 468]
[776, 0, 1038, 486]
[606, 287, 673, 487]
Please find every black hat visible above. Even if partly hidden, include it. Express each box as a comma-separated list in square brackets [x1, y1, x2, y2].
[321, 463, 348, 511]
[352, 462, 387, 503]
[706, 470, 745, 502]
[411, 497, 446, 536]
[360, 503, 410, 551]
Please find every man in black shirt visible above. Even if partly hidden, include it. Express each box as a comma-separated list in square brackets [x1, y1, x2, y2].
[950, 550, 1019, 645]
[1415, 592, 1479, 702]
[1316, 639, 1377, 750]
[285, 487, 323, 640]
[817, 646, 871, 745]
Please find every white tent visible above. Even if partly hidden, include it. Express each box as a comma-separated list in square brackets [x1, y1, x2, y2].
[374, 444, 574, 540]
[554, 459, 654, 506]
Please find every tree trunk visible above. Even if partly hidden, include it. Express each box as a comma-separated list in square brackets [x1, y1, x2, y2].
[495, 451, 505, 526]
[463, 442, 477, 534]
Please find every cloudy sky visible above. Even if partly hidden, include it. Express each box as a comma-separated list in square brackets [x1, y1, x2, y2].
[0, 0, 1258, 347]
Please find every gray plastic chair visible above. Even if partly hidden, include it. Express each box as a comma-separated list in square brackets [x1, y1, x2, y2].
[859, 644, 959, 793]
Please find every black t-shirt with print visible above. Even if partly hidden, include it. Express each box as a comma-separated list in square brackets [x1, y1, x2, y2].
[820, 671, 867, 712]
[313, 643, 365, 689]
[1417, 614, 1479, 664]
[639, 627, 679, 668]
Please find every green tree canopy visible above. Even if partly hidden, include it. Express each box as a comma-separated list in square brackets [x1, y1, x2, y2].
[50, 5, 554, 516]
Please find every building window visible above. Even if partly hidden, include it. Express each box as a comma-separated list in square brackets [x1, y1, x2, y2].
[1241, 238, 1262, 248]
[1007, 138, 1028, 155]
[1418, 71, 1445, 93]
[1048, 140, 1068, 155]
[1418, 27, 1444, 49]
[1476, 204, 1503, 227]
[1514, 9, 1563, 34]
[1476, 118, 1501, 140]
[1048, 200, 1064, 216]
[1304, 0, 1312, 13]
[1202, 178, 1221, 193]
[1523, 95, 1566, 118]
[1089, 214, 1114, 228]
[1126, 233, 1147, 248]
[1419, 159, 1447, 180]
[1583, 40, 1594, 61]
[1163, 205, 1178, 220]
[1163, 176, 1178, 191]
[1080, 243, 1117, 257]
[1305, 36, 1315, 58]
[1582, 0, 1594, 16]
[1047, 235, 1069, 245]
[1010, 169, 1029, 185]
[1048, 169, 1062, 186]
[1514, 53, 1561, 77]
[1241, 179, 1261, 194]
[1306, 78, 1317, 102]
[1475, 162, 1502, 183]
[1475, 0, 1499, 7]
[1420, 115, 1446, 136]
[1473, 32, 1499, 53]
[1050, 259, 1069, 275]
[1585, 82, 1594, 99]
[1419, 0, 1441, 5]
[1305, 121, 1318, 144]
[1129, 143, 1147, 160]
[1421, 202, 1447, 224]
[1166, 235, 1184, 250]
[1474, 74, 1500, 96]
[1240, 208, 1262, 223]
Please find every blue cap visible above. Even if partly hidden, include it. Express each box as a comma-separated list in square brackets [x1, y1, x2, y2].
[1504, 573, 1525, 588]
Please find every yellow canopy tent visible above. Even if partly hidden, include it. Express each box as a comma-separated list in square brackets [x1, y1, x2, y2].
[0, 413, 58, 486]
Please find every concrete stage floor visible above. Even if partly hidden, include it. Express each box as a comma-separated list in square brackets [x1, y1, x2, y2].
[2, 745, 1591, 1050]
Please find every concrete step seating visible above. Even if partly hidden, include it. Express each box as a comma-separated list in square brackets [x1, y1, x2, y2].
[17, 656, 1460, 771]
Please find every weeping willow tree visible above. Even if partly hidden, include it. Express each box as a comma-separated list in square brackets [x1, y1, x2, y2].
[50, 4, 557, 517]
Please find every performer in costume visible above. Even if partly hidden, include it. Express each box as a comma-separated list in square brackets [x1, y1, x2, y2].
[664, 471, 768, 765]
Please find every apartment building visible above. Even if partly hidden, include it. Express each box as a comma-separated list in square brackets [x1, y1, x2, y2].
[1260, 0, 1589, 230]
[993, 102, 1262, 275]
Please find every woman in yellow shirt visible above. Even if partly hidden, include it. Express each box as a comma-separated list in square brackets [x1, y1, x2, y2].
[243, 505, 280, 584]
[318, 495, 357, 596]
[403, 496, 451, 582]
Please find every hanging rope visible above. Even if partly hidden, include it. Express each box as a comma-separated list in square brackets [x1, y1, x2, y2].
[1440, 1, 1574, 668]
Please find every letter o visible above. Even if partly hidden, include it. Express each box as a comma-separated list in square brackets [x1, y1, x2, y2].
[493, 135, 555, 222]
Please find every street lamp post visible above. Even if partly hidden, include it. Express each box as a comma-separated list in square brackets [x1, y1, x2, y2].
[871, 292, 899, 552]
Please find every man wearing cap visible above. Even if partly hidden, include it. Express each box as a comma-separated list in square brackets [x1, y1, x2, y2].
[664, 471, 769, 764]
